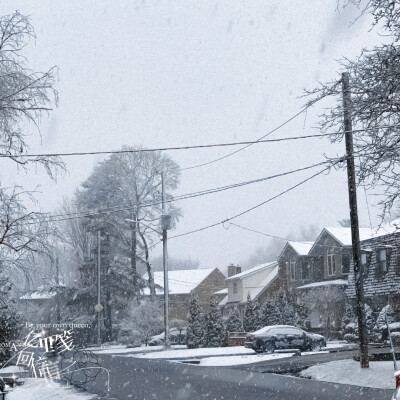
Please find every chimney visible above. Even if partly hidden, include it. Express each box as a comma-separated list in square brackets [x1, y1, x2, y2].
[228, 264, 241, 277]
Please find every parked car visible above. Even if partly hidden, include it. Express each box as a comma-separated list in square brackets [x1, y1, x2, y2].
[244, 325, 326, 353]
[148, 328, 187, 346]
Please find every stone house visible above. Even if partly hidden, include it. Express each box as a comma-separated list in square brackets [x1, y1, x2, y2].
[142, 267, 226, 322]
[346, 223, 400, 316]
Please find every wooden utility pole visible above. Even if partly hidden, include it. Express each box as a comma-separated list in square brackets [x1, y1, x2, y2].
[97, 230, 102, 347]
[342, 72, 369, 368]
[55, 254, 61, 323]
[161, 171, 171, 349]
[130, 214, 139, 300]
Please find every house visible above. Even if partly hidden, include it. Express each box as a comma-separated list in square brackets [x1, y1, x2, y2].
[275, 223, 400, 335]
[142, 267, 226, 321]
[18, 287, 60, 324]
[346, 220, 400, 316]
[279, 228, 376, 334]
[220, 262, 279, 317]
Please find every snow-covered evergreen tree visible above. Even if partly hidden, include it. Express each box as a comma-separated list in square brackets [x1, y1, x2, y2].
[226, 307, 243, 332]
[206, 298, 225, 347]
[187, 293, 205, 348]
[243, 293, 256, 332]
[0, 274, 21, 362]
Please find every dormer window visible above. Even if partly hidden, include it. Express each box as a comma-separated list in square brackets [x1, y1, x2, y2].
[290, 256, 296, 281]
[327, 247, 336, 276]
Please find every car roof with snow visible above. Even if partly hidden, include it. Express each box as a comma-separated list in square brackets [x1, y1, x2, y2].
[252, 325, 300, 335]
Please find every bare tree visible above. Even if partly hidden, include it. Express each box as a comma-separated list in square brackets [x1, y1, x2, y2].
[0, 12, 62, 285]
[305, 2, 400, 221]
[0, 11, 61, 174]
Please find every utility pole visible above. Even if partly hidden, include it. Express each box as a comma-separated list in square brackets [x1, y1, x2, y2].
[130, 213, 139, 301]
[55, 254, 61, 323]
[342, 72, 369, 368]
[161, 171, 171, 350]
[96, 230, 102, 347]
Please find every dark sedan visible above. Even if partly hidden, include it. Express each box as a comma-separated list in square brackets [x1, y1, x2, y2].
[244, 325, 326, 353]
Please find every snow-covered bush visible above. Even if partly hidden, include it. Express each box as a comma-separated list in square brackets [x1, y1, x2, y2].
[226, 307, 243, 332]
[342, 304, 376, 343]
[374, 304, 399, 342]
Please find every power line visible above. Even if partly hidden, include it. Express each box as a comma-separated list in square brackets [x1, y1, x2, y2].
[32, 160, 330, 224]
[0, 133, 335, 159]
[181, 108, 308, 171]
[169, 166, 330, 240]
[2, 123, 398, 160]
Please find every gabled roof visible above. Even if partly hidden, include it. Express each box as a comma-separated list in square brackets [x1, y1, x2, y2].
[225, 262, 279, 303]
[279, 241, 313, 259]
[249, 264, 279, 301]
[142, 268, 222, 295]
[310, 220, 400, 254]
[225, 261, 277, 281]
[309, 227, 374, 253]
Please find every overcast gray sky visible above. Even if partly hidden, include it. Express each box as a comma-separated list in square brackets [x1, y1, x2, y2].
[0, 1, 385, 270]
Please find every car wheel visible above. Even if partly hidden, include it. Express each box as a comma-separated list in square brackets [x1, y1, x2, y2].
[262, 341, 275, 354]
[310, 341, 322, 352]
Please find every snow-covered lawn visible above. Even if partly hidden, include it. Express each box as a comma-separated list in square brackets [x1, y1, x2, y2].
[0, 366, 26, 374]
[300, 359, 397, 389]
[92, 344, 186, 355]
[7, 378, 97, 400]
[124, 346, 255, 359]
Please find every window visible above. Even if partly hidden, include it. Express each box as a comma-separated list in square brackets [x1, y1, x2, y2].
[341, 253, 350, 274]
[361, 253, 367, 265]
[233, 281, 238, 294]
[290, 257, 296, 281]
[301, 262, 310, 280]
[379, 249, 388, 273]
[327, 247, 336, 276]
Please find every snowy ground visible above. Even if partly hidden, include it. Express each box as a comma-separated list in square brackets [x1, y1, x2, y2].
[7, 378, 97, 400]
[124, 346, 255, 359]
[300, 359, 397, 389]
[197, 352, 293, 366]
[0, 366, 26, 373]
[92, 344, 186, 355]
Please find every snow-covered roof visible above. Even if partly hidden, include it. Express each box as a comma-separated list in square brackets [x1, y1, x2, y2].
[312, 220, 400, 252]
[20, 289, 57, 300]
[287, 241, 313, 255]
[214, 288, 228, 295]
[142, 268, 219, 295]
[325, 227, 375, 246]
[249, 264, 279, 301]
[279, 241, 313, 259]
[218, 295, 228, 306]
[225, 261, 277, 281]
[296, 279, 348, 290]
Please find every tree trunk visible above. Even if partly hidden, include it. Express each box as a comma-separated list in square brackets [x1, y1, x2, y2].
[130, 217, 139, 300]
[102, 231, 113, 341]
[139, 230, 156, 300]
